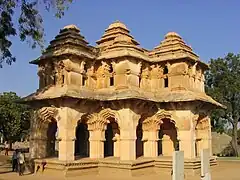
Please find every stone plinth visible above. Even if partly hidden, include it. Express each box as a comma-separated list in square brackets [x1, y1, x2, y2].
[33, 156, 217, 178]
[34, 158, 98, 177]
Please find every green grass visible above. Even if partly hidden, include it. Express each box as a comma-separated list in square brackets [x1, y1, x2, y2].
[217, 156, 240, 160]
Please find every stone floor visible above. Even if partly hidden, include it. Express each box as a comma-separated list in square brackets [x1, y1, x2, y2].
[0, 155, 240, 180]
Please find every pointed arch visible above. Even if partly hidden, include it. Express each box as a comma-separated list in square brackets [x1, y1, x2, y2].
[38, 106, 58, 124]
[142, 110, 175, 131]
[98, 108, 119, 124]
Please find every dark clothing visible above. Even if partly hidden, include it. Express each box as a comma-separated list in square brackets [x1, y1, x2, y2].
[5, 148, 9, 156]
[12, 159, 18, 172]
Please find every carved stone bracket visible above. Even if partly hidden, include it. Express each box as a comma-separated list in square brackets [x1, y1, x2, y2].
[37, 106, 58, 124]
[86, 108, 119, 131]
[142, 110, 173, 131]
[194, 113, 210, 130]
[142, 117, 162, 131]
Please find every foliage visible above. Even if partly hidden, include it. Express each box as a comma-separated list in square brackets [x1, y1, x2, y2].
[205, 53, 240, 156]
[0, 0, 73, 67]
[0, 92, 32, 144]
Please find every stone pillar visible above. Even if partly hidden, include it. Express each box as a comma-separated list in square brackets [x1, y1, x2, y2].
[178, 130, 195, 159]
[118, 109, 140, 161]
[29, 138, 48, 159]
[29, 119, 49, 159]
[113, 133, 120, 157]
[113, 140, 120, 157]
[57, 107, 76, 161]
[162, 135, 174, 156]
[58, 128, 75, 161]
[89, 130, 105, 159]
[143, 130, 158, 157]
[201, 128, 212, 156]
[120, 129, 136, 160]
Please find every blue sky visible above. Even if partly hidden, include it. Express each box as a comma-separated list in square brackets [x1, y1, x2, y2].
[0, 0, 240, 97]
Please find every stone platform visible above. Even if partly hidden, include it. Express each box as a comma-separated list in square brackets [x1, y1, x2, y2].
[33, 156, 217, 178]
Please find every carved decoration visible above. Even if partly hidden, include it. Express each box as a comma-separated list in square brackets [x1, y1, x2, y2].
[195, 115, 210, 130]
[37, 65, 46, 87]
[56, 61, 65, 85]
[96, 61, 110, 78]
[86, 114, 105, 130]
[37, 65, 45, 79]
[98, 108, 119, 123]
[142, 117, 162, 131]
[170, 63, 188, 76]
[196, 66, 203, 80]
[38, 106, 58, 124]
[86, 65, 95, 77]
[150, 64, 161, 79]
[80, 61, 86, 74]
[142, 110, 173, 131]
[86, 108, 119, 131]
[188, 62, 197, 77]
[141, 66, 150, 79]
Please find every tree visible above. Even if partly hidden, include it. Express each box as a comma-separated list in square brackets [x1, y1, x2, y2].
[205, 53, 240, 156]
[0, 92, 32, 147]
[0, 0, 73, 68]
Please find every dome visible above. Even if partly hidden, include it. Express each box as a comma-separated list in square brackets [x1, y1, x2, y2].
[63, 24, 80, 31]
[165, 32, 181, 38]
[107, 20, 128, 30]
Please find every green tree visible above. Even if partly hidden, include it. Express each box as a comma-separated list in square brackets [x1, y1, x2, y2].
[0, 92, 32, 147]
[205, 53, 240, 156]
[0, 0, 73, 67]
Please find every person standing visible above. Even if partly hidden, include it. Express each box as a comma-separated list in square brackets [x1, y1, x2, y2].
[4, 141, 9, 156]
[17, 150, 25, 176]
[12, 149, 18, 172]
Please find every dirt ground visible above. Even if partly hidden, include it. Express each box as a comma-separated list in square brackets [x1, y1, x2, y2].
[0, 156, 239, 180]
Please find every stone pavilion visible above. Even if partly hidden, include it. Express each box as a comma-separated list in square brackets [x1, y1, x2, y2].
[22, 21, 223, 177]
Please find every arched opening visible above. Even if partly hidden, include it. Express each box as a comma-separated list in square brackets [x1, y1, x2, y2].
[158, 118, 178, 156]
[104, 119, 119, 157]
[136, 122, 143, 158]
[158, 130, 163, 155]
[46, 119, 58, 157]
[75, 122, 89, 157]
[104, 123, 114, 157]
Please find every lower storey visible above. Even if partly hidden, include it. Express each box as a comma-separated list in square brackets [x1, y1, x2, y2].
[33, 156, 217, 178]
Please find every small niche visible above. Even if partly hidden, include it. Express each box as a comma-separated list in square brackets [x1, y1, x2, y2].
[163, 66, 168, 75]
[62, 75, 65, 84]
[163, 65, 169, 88]
[53, 75, 56, 85]
[164, 78, 168, 88]
[82, 76, 87, 86]
[44, 78, 47, 86]
[139, 76, 142, 88]
[82, 63, 88, 86]
[109, 65, 114, 86]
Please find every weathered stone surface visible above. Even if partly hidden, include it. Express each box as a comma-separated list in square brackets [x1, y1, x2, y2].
[21, 21, 223, 178]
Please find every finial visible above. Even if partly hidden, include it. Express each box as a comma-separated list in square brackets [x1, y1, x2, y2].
[63, 24, 80, 31]
[165, 32, 181, 38]
[107, 20, 128, 30]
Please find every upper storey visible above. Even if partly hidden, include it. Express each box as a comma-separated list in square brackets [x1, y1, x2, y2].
[25, 21, 222, 108]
